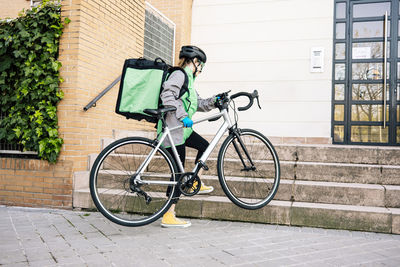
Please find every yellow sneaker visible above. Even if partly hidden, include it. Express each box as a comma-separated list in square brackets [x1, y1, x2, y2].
[161, 211, 191, 228]
[189, 180, 214, 195]
[198, 182, 214, 194]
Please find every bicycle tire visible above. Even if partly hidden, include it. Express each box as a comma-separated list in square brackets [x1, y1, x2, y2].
[217, 129, 280, 210]
[90, 137, 178, 227]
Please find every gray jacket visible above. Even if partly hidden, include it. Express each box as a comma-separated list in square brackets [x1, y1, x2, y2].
[160, 70, 215, 147]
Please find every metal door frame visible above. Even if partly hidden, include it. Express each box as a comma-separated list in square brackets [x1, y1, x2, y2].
[332, 0, 399, 145]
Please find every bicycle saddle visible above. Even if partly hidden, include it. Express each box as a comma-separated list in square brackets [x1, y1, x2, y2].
[143, 106, 176, 116]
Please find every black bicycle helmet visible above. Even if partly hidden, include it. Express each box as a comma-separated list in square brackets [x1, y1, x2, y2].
[179, 45, 207, 63]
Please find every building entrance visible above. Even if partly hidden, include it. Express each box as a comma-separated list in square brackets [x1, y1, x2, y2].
[333, 0, 400, 145]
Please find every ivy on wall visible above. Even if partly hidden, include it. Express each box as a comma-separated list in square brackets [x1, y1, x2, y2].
[0, 0, 70, 163]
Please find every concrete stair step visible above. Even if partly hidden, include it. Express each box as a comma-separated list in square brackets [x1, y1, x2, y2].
[72, 188, 400, 234]
[73, 169, 400, 208]
[111, 130, 400, 165]
[199, 176, 400, 208]
[184, 156, 400, 185]
[94, 149, 400, 185]
[275, 145, 400, 165]
[78, 130, 400, 233]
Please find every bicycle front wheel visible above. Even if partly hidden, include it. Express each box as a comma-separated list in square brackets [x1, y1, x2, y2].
[90, 137, 178, 227]
[217, 129, 280, 210]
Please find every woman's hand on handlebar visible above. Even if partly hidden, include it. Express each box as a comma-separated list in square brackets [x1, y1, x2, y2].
[214, 91, 231, 109]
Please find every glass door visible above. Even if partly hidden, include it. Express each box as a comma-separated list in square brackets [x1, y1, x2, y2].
[332, 0, 400, 145]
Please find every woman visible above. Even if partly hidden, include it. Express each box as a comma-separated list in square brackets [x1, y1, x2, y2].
[159, 45, 217, 228]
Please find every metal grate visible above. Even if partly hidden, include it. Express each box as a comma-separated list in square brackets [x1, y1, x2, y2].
[143, 2, 175, 65]
[0, 111, 37, 156]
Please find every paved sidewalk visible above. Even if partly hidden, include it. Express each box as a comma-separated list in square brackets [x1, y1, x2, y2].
[0, 206, 399, 267]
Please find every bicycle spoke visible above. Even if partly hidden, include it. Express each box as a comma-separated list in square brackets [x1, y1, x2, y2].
[218, 130, 280, 209]
[90, 137, 177, 226]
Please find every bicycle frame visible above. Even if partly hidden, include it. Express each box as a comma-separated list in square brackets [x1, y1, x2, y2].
[134, 108, 234, 186]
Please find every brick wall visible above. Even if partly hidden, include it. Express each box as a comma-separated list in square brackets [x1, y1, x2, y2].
[0, 158, 73, 208]
[0, 0, 193, 209]
[0, 0, 31, 19]
[147, 0, 193, 64]
[58, 0, 151, 172]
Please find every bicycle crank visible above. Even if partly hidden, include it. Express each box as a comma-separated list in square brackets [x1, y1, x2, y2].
[177, 173, 201, 196]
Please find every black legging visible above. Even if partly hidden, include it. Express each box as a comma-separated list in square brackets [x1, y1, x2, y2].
[166, 131, 209, 168]
[166, 131, 209, 203]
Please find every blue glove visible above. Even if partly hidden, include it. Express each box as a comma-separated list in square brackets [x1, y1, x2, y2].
[182, 117, 193, 128]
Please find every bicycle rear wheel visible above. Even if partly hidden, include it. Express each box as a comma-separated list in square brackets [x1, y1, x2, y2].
[90, 137, 178, 227]
[217, 129, 280, 210]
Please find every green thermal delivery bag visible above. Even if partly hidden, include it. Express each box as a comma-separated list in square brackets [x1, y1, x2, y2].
[115, 58, 188, 123]
[115, 58, 169, 123]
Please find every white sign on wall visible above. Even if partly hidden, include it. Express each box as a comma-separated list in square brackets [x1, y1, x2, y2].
[310, 47, 324, 73]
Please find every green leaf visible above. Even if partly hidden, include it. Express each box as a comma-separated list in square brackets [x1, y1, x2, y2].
[13, 127, 21, 138]
[48, 128, 57, 137]
[39, 140, 46, 153]
[0, 56, 12, 71]
[0, 1, 67, 163]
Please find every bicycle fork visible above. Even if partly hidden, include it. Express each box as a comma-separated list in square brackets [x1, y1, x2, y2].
[231, 130, 256, 172]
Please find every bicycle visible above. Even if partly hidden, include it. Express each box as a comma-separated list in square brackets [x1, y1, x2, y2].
[89, 90, 280, 227]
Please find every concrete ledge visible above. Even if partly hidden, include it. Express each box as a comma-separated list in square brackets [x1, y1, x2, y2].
[200, 176, 395, 207]
[293, 180, 386, 207]
[72, 189, 400, 234]
[384, 185, 400, 208]
[186, 157, 400, 185]
[76, 171, 399, 208]
[291, 202, 392, 233]
[73, 189, 95, 210]
[73, 171, 90, 191]
[200, 198, 291, 225]
[390, 208, 400, 234]
[275, 144, 400, 165]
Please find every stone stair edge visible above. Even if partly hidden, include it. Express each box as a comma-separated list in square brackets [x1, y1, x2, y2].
[100, 137, 400, 167]
[72, 190, 400, 234]
[80, 168, 400, 189]
[96, 151, 400, 168]
[73, 188, 400, 214]
[199, 174, 400, 189]
[111, 129, 400, 150]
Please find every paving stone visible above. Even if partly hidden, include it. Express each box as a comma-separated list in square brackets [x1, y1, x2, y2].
[1, 206, 400, 267]
[29, 258, 58, 267]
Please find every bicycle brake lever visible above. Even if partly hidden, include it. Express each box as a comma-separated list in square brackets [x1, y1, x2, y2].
[256, 96, 261, 109]
[251, 90, 261, 109]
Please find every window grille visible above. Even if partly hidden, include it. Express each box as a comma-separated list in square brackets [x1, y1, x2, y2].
[143, 2, 175, 65]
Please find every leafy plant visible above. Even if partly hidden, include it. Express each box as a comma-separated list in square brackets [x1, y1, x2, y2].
[0, 0, 69, 163]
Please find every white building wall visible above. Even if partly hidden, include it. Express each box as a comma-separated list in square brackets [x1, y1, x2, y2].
[191, 0, 334, 140]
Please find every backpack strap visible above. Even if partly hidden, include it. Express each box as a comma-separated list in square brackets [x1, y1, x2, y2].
[167, 67, 189, 99]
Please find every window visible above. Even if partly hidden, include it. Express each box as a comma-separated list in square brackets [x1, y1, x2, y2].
[143, 2, 175, 65]
[332, 0, 400, 145]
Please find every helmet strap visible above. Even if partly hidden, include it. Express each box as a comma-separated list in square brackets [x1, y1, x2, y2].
[190, 58, 199, 76]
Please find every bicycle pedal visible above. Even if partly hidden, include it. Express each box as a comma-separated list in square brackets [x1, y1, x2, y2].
[199, 161, 209, 171]
[145, 195, 152, 205]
